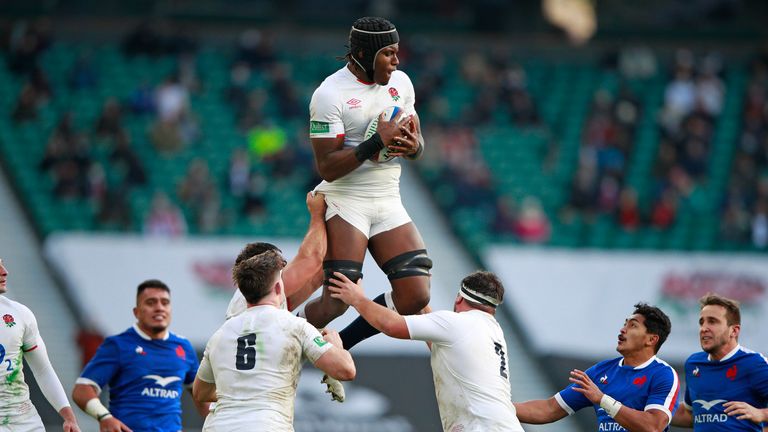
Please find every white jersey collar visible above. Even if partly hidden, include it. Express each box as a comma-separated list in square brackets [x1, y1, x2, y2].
[708, 344, 741, 362]
[619, 355, 657, 370]
[133, 323, 169, 341]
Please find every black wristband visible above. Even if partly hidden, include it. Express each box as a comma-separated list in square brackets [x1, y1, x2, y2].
[354, 133, 384, 162]
[97, 412, 112, 421]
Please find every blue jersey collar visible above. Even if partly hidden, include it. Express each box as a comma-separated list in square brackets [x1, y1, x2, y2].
[618, 355, 657, 370]
[133, 323, 169, 341]
[707, 344, 741, 362]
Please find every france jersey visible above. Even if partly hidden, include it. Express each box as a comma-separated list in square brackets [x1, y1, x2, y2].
[683, 345, 768, 431]
[555, 356, 680, 432]
[76, 324, 199, 432]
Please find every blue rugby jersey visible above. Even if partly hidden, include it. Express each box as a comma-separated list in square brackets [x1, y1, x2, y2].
[683, 345, 768, 431]
[77, 325, 199, 432]
[556, 356, 680, 432]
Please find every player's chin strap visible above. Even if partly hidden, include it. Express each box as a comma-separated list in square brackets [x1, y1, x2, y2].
[459, 284, 500, 308]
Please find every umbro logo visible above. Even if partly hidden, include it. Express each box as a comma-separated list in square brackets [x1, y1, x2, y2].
[346, 98, 361, 106]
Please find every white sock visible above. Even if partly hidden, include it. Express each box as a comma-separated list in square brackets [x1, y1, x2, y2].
[384, 291, 399, 313]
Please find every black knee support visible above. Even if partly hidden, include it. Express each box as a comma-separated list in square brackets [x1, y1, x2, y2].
[323, 260, 364, 285]
[381, 249, 433, 281]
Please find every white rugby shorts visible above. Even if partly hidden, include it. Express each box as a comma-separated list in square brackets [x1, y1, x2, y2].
[0, 404, 45, 432]
[322, 192, 411, 238]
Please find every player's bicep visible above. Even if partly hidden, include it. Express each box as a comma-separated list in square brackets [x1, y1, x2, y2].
[282, 258, 321, 299]
[644, 408, 673, 429]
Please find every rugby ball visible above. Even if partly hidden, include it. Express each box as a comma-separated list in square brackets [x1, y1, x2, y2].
[364, 106, 402, 163]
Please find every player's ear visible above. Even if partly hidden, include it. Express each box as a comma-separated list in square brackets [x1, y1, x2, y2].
[132, 306, 139, 319]
[647, 333, 659, 349]
[731, 324, 741, 340]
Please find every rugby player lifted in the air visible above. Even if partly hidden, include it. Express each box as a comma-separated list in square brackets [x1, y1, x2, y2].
[304, 16, 432, 350]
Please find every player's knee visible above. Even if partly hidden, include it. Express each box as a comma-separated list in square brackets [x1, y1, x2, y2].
[405, 283, 431, 313]
[323, 260, 364, 285]
[381, 249, 433, 281]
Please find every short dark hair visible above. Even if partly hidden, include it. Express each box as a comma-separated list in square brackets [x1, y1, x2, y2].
[137, 279, 170, 299]
[233, 250, 286, 304]
[699, 293, 741, 326]
[633, 302, 672, 353]
[461, 271, 504, 308]
[234, 242, 281, 266]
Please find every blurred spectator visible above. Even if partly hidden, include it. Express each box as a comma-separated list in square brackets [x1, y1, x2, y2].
[237, 89, 268, 131]
[110, 132, 147, 187]
[618, 45, 657, 79]
[696, 67, 724, 117]
[236, 29, 276, 70]
[662, 67, 696, 133]
[650, 189, 677, 229]
[150, 119, 183, 154]
[270, 63, 302, 120]
[242, 172, 267, 222]
[247, 122, 287, 160]
[227, 148, 251, 197]
[225, 61, 251, 114]
[178, 158, 215, 206]
[127, 81, 155, 115]
[156, 74, 189, 122]
[39, 114, 91, 199]
[94, 98, 124, 139]
[7, 19, 51, 76]
[616, 187, 641, 231]
[96, 186, 133, 230]
[752, 200, 768, 249]
[514, 197, 551, 243]
[68, 52, 98, 90]
[144, 192, 187, 237]
[87, 162, 108, 203]
[11, 84, 38, 123]
[29, 66, 52, 103]
[177, 52, 201, 93]
[492, 196, 517, 234]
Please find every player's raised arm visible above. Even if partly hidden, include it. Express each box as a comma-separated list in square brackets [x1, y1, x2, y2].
[283, 191, 327, 308]
[513, 397, 569, 424]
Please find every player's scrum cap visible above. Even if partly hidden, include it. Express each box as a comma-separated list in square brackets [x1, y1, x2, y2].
[349, 17, 399, 81]
[460, 283, 501, 308]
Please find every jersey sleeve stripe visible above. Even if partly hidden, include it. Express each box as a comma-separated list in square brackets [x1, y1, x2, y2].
[645, 405, 672, 424]
[554, 392, 575, 415]
[22, 345, 38, 352]
[75, 377, 103, 395]
[664, 367, 680, 412]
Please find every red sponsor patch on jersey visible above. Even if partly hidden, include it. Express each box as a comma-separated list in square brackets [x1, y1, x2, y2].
[726, 365, 738, 380]
[633, 375, 647, 387]
[176, 344, 186, 359]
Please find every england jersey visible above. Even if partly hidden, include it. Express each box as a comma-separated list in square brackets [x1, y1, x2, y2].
[309, 65, 416, 198]
[197, 305, 332, 431]
[683, 345, 768, 431]
[556, 356, 680, 432]
[0, 296, 41, 422]
[76, 325, 199, 432]
[225, 288, 287, 320]
[404, 310, 525, 432]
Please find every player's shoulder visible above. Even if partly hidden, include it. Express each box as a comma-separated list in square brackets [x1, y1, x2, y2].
[312, 67, 347, 101]
[685, 351, 709, 366]
[592, 356, 623, 371]
[167, 331, 193, 346]
[735, 346, 768, 367]
[0, 295, 34, 316]
[648, 356, 678, 378]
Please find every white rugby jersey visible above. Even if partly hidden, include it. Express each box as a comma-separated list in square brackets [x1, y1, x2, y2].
[0, 296, 40, 421]
[309, 65, 416, 198]
[198, 305, 332, 431]
[405, 310, 525, 432]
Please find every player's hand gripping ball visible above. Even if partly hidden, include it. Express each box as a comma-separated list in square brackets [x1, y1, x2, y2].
[364, 106, 402, 163]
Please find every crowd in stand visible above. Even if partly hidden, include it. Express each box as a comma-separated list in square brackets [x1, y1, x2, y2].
[2, 19, 767, 248]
